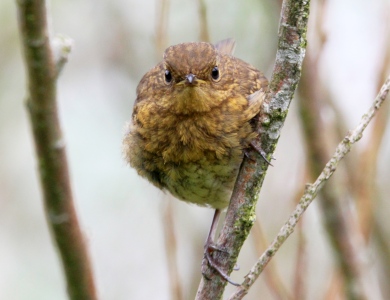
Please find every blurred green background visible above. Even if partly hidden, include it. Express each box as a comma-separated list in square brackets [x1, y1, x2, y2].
[1, 0, 389, 299]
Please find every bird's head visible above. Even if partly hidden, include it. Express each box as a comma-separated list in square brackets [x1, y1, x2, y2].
[163, 42, 221, 86]
[160, 42, 231, 114]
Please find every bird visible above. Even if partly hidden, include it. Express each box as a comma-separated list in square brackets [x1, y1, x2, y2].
[123, 38, 268, 284]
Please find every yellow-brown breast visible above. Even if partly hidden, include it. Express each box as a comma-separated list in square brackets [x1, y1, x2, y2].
[123, 40, 268, 208]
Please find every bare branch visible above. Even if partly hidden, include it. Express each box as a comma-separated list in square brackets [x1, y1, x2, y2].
[195, 0, 310, 298]
[228, 74, 390, 300]
[16, 0, 97, 299]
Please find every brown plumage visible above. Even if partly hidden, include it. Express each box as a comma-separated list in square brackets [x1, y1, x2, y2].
[123, 39, 268, 209]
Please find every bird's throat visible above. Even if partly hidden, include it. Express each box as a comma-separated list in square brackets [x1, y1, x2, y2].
[173, 86, 215, 114]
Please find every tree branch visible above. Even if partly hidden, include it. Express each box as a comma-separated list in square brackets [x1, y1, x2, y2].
[228, 74, 390, 300]
[16, 0, 97, 299]
[195, 0, 310, 298]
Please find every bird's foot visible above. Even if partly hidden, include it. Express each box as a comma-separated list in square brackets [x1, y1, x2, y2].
[246, 141, 274, 166]
[201, 242, 240, 286]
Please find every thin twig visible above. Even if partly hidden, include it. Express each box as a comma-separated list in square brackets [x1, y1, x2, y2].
[155, 3, 184, 298]
[197, 0, 210, 42]
[373, 217, 390, 299]
[368, 9, 390, 298]
[195, 0, 310, 298]
[292, 220, 306, 300]
[162, 199, 184, 300]
[16, 1, 97, 299]
[291, 179, 308, 300]
[228, 75, 390, 300]
[323, 271, 343, 300]
[155, 0, 170, 54]
[251, 219, 292, 300]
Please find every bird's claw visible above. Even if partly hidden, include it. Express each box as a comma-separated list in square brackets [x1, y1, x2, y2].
[202, 244, 240, 286]
[249, 141, 274, 166]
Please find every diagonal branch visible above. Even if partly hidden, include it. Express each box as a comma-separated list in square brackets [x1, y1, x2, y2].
[228, 74, 390, 300]
[16, 0, 97, 299]
[195, 0, 310, 298]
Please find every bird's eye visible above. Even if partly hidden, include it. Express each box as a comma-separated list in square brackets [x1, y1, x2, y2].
[164, 69, 173, 84]
[211, 66, 219, 80]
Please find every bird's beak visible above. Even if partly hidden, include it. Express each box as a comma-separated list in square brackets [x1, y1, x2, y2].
[185, 73, 196, 84]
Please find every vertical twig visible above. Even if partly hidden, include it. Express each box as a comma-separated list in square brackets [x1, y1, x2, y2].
[291, 179, 309, 300]
[162, 199, 184, 300]
[355, 16, 390, 241]
[324, 271, 343, 300]
[367, 25, 390, 298]
[195, 0, 310, 298]
[197, 0, 210, 42]
[251, 219, 292, 300]
[292, 220, 306, 300]
[155, 0, 170, 54]
[16, 0, 97, 299]
[373, 217, 390, 299]
[155, 2, 184, 299]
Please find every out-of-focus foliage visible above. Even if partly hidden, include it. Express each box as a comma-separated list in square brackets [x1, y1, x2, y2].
[1, 0, 389, 299]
